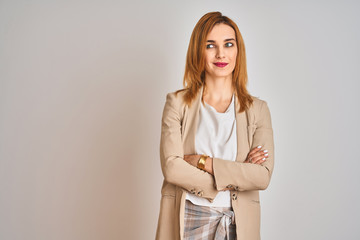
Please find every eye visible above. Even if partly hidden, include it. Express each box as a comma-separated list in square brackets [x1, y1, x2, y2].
[206, 44, 215, 49]
[225, 42, 234, 47]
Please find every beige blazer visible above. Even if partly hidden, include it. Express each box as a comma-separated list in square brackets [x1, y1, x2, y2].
[155, 85, 275, 240]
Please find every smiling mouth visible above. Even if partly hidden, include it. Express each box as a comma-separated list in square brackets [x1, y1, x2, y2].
[214, 62, 228, 68]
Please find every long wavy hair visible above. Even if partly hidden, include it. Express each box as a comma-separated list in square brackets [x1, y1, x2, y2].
[175, 11, 253, 113]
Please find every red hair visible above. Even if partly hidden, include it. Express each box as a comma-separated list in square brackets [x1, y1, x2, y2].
[176, 11, 253, 113]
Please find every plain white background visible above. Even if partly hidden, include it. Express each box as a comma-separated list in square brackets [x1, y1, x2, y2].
[1, 0, 359, 239]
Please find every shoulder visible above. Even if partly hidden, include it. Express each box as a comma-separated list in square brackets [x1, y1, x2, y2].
[165, 88, 187, 102]
[162, 88, 188, 118]
[249, 95, 272, 119]
[164, 88, 188, 108]
[249, 96, 272, 126]
[250, 95, 271, 109]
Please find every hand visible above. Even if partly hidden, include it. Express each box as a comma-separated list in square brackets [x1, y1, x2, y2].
[245, 145, 269, 165]
[184, 154, 214, 175]
[183, 154, 202, 168]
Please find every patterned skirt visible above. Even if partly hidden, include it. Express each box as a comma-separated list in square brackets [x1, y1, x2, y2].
[183, 199, 237, 240]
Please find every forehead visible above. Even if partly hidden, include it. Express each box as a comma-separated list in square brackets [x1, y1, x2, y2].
[207, 23, 236, 40]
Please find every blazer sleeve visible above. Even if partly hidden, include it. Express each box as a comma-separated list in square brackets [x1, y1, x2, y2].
[212, 100, 275, 192]
[160, 92, 218, 201]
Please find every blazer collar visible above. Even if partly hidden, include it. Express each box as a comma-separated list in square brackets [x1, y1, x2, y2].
[184, 85, 250, 162]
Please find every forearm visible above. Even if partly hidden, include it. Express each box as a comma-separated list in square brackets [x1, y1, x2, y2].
[182, 154, 233, 191]
[212, 156, 273, 191]
[204, 156, 214, 175]
[205, 100, 275, 192]
[161, 154, 219, 200]
[201, 155, 272, 191]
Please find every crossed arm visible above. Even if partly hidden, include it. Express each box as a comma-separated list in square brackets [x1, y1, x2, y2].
[160, 92, 275, 201]
[183, 145, 269, 176]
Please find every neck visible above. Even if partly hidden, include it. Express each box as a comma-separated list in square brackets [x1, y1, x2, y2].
[203, 73, 234, 102]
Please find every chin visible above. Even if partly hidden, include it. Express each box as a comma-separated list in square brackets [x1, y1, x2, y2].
[206, 69, 233, 78]
[213, 72, 233, 78]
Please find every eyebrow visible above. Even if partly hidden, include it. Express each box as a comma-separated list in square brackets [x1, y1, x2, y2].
[206, 38, 235, 43]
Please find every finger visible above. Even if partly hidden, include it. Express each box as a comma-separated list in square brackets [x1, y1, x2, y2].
[247, 155, 262, 164]
[245, 155, 254, 163]
[253, 156, 267, 165]
[246, 146, 263, 163]
[249, 145, 263, 155]
[253, 151, 269, 164]
[250, 148, 268, 159]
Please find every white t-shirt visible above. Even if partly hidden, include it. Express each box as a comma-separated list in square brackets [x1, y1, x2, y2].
[185, 93, 237, 207]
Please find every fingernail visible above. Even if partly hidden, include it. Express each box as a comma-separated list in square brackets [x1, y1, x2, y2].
[262, 158, 266, 161]
[257, 146, 262, 148]
[263, 150, 268, 153]
[264, 153, 268, 156]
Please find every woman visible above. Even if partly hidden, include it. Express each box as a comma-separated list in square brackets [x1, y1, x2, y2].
[156, 11, 274, 240]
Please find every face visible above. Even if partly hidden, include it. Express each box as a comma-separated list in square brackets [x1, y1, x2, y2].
[204, 23, 238, 79]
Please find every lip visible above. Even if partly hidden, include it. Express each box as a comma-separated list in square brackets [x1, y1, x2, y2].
[214, 62, 228, 68]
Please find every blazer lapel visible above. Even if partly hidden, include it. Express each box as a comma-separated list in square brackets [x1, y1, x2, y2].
[182, 85, 250, 162]
[234, 91, 250, 162]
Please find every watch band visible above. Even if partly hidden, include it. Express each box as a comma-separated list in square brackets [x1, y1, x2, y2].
[197, 154, 209, 170]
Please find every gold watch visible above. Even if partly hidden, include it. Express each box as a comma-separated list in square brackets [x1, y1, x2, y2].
[197, 154, 209, 170]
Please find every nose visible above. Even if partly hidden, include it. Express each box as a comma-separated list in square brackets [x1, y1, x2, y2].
[216, 46, 225, 59]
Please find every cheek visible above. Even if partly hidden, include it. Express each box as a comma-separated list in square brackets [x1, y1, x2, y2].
[205, 55, 213, 68]
[230, 51, 237, 70]
[231, 50, 238, 61]
[230, 54, 237, 66]
[205, 53, 213, 63]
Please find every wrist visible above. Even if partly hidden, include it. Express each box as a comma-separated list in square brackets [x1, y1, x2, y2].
[197, 154, 208, 170]
[205, 157, 214, 175]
